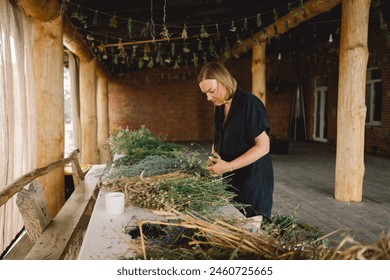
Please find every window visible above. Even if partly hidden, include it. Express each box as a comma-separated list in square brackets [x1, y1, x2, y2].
[365, 68, 382, 126]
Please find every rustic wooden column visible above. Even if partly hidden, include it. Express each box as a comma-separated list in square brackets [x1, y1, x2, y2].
[15, 0, 59, 22]
[32, 15, 65, 217]
[80, 58, 98, 164]
[335, 0, 370, 202]
[97, 71, 110, 163]
[252, 43, 267, 105]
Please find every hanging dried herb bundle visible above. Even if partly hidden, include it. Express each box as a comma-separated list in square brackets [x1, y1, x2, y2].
[109, 126, 180, 165]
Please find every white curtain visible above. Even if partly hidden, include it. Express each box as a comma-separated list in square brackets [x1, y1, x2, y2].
[67, 51, 82, 154]
[0, 0, 37, 255]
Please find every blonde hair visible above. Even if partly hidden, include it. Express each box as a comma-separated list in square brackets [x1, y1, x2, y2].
[197, 62, 237, 101]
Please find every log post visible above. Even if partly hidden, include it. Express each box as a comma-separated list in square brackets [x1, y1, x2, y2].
[33, 15, 65, 217]
[252, 43, 267, 105]
[335, 0, 370, 201]
[97, 74, 110, 163]
[80, 58, 98, 164]
[15, 0, 59, 22]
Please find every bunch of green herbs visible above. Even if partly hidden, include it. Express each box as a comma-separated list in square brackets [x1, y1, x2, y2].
[109, 126, 180, 165]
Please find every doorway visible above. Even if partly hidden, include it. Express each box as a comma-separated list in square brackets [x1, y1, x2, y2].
[313, 77, 328, 142]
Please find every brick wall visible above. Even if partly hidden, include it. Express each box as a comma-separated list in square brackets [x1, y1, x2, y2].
[108, 66, 214, 141]
[364, 25, 390, 156]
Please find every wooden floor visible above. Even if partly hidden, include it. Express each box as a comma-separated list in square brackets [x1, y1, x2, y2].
[271, 141, 390, 245]
[181, 140, 390, 245]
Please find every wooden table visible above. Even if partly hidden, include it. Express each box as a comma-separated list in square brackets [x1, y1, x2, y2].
[78, 188, 245, 260]
[78, 188, 160, 259]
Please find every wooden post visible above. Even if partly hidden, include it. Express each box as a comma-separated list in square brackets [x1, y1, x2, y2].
[97, 74, 110, 163]
[252, 43, 267, 105]
[33, 16, 65, 217]
[80, 58, 98, 164]
[335, 0, 370, 202]
[15, 0, 59, 22]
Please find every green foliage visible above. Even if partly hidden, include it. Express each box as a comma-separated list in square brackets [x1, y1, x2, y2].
[109, 126, 180, 164]
[262, 208, 329, 248]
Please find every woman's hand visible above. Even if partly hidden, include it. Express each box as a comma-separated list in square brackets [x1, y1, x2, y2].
[206, 152, 234, 176]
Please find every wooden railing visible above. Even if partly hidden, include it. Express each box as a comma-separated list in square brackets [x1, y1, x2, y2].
[0, 149, 84, 208]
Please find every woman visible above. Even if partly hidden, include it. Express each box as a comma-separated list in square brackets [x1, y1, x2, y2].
[197, 62, 274, 230]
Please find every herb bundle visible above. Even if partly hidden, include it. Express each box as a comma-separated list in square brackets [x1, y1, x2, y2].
[109, 126, 180, 165]
[102, 172, 241, 213]
[107, 155, 184, 178]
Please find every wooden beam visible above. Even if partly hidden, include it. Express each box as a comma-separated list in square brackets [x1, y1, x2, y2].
[335, 0, 370, 202]
[63, 15, 94, 63]
[225, 0, 342, 59]
[252, 43, 267, 105]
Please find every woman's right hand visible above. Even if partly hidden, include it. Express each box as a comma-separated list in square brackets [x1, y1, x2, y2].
[207, 152, 220, 166]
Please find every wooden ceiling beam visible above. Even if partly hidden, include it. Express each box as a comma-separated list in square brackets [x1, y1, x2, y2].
[226, 0, 342, 59]
[63, 14, 94, 63]
[15, 0, 106, 73]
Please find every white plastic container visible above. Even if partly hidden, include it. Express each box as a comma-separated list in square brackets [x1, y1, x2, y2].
[105, 192, 125, 214]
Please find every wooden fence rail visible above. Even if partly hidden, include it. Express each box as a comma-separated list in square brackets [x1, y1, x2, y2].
[0, 149, 84, 208]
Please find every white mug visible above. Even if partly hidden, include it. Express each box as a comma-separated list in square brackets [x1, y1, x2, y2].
[105, 192, 125, 214]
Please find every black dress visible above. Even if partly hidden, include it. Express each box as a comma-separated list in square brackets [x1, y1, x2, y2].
[213, 86, 274, 218]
